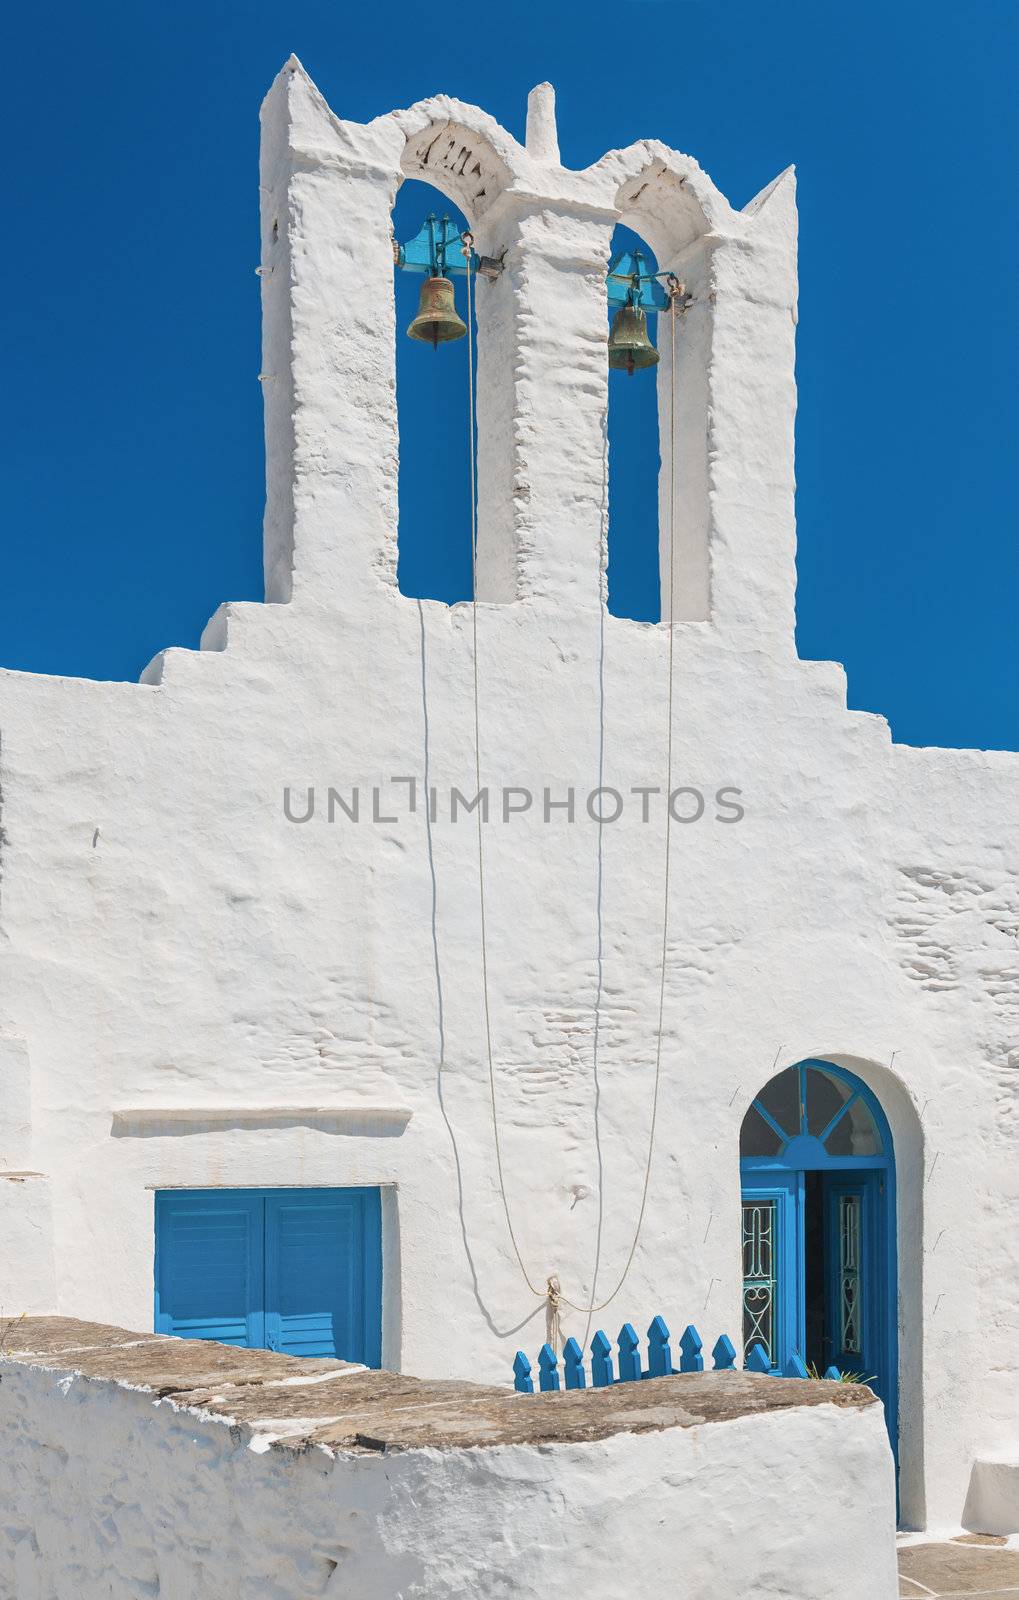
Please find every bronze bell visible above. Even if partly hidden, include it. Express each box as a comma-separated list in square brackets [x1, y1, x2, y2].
[407, 276, 467, 347]
[608, 303, 660, 375]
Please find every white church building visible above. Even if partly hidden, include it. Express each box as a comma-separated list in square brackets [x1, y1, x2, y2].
[1, 57, 1016, 1536]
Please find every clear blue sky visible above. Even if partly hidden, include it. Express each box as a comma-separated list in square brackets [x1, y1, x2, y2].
[2, 0, 1016, 750]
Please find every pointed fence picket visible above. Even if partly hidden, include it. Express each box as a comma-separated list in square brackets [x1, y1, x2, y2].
[563, 1337, 586, 1389]
[591, 1329, 614, 1388]
[678, 1325, 703, 1373]
[538, 1343, 560, 1391]
[647, 1315, 673, 1377]
[712, 1334, 737, 1370]
[512, 1319, 849, 1394]
[617, 1323, 642, 1383]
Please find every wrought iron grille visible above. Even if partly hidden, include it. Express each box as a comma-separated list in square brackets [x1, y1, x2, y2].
[839, 1194, 862, 1355]
[742, 1200, 777, 1364]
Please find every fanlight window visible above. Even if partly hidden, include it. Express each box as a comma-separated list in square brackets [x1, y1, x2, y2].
[740, 1064, 883, 1162]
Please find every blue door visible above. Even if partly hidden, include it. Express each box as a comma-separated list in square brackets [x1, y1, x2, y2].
[740, 1060, 898, 1456]
[824, 1171, 889, 1406]
[740, 1172, 799, 1372]
[155, 1187, 383, 1366]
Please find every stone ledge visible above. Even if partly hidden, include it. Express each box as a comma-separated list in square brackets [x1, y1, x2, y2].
[1, 1316, 878, 1454]
[110, 1104, 412, 1136]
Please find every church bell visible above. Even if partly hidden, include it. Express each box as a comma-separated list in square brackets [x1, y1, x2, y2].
[407, 276, 468, 347]
[607, 303, 660, 375]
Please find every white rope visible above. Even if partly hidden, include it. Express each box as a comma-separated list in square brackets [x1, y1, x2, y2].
[545, 1274, 565, 1353]
[561, 285, 682, 1317]
[464, 244, 684, 1333]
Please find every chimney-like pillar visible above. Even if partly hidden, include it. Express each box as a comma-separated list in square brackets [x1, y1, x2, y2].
[525, 83, 560, 165]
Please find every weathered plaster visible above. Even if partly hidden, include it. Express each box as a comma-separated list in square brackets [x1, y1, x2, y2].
[0, 1320, 898, 1599]
[0, 58, 1016, 1534]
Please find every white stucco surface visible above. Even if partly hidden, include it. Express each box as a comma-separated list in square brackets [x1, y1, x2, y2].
[0, 56, 1016, 1534]
[0, 1340, 898, 1600]
[964, 1453, 1019, 1537]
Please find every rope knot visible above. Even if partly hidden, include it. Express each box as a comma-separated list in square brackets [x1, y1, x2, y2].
[545, 1274, 564, 1355]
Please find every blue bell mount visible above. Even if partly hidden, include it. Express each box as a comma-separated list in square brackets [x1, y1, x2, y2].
[394, 214, 504, 281]
[607, 249, 683, 313]
[395, 223, 680, 303]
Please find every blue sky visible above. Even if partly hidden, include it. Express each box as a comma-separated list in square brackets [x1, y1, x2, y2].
[2, 0, 1016, 750]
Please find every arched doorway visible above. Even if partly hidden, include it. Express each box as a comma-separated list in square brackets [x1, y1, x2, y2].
[740, 1059, 898, 1453]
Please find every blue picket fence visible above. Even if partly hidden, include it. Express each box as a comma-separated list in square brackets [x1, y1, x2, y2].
[512, 1317, 842, 1393]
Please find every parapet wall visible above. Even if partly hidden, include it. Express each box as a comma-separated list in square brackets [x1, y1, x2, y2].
[0, 1318, 897, 1600]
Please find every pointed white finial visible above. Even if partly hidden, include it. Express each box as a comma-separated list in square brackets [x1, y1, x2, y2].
[526, 83, 560, 165]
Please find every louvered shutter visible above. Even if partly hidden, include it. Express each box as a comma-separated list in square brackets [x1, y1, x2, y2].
[264, 1188, 382, 1365]
[154, 1190, 265, 1348]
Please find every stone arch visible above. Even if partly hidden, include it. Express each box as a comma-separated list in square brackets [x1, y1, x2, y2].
[614, 157, 718, 263]
[383, 104, 528, 604]
[396, 109, 519, 230]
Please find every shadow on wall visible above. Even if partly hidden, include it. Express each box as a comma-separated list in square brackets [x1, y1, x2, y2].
[110, 1109, 412, 1138]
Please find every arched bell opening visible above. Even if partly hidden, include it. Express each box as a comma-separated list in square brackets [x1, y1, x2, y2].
[605, 223, 663, 623]
[739, 1059, 900, 1471]
[615, 161, 714, 627]
[392, 178, 478, 604]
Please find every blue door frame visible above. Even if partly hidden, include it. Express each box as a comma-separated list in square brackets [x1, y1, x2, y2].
[154, 1186, 383, 1366]
[740, 1060, 898, 1460]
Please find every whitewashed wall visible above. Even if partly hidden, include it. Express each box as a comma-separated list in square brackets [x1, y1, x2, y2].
[0, 1352, 898, 1600]
[0, 58, 1016, 1533]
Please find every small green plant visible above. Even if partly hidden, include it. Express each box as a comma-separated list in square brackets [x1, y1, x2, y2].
[806, 1361, 875, 1385]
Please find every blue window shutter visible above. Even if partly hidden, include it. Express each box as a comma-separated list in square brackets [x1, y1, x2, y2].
[154, 1190, 265, 1349]
[264, 1188, 382, 1366]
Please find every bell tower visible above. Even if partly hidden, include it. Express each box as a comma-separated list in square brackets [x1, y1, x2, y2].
[258, 58, 798, 653]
